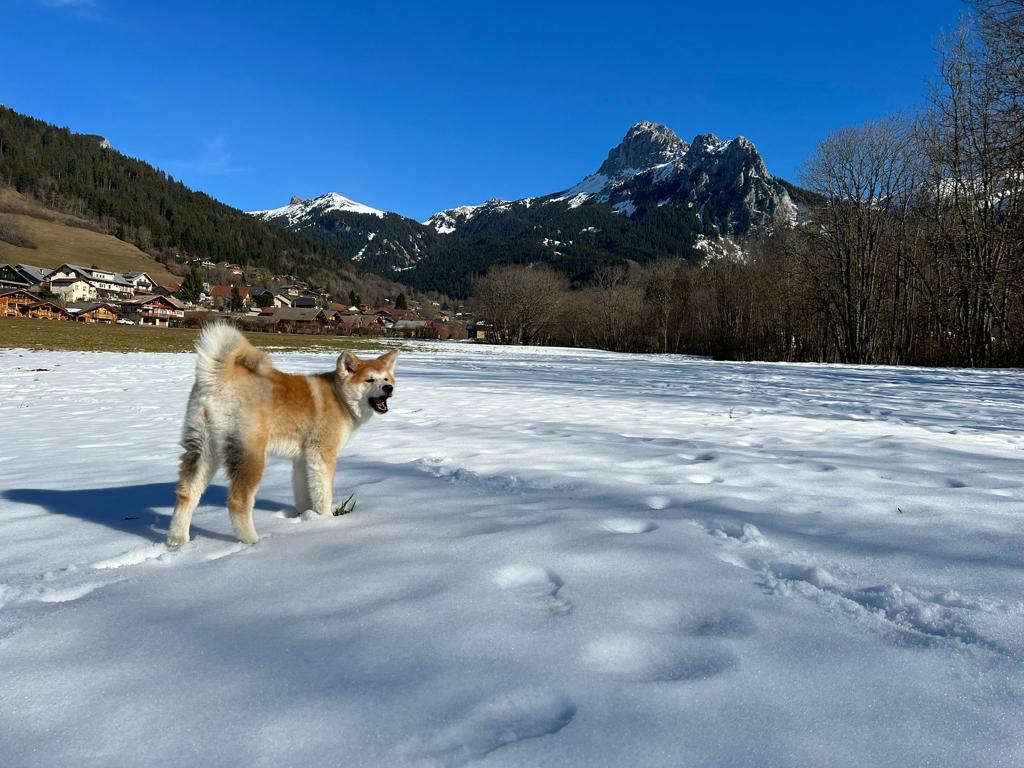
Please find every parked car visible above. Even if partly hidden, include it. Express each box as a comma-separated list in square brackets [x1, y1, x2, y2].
[116, 318, 135, 325]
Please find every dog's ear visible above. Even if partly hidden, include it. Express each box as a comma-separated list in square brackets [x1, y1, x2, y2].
[377, 349, 398, 370]
[337, 350, 360, 376]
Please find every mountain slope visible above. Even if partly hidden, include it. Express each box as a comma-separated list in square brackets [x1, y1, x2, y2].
[0, 105, 385, 297]
[0, 187, 178, 284]
[251, 121, 809, 297]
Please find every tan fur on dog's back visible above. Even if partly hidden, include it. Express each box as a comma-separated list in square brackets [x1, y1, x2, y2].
[167, 324, 398, 546]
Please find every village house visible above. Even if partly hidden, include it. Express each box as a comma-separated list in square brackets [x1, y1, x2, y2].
[46, 264, 135, 298]
[292, 296, 318, 309]
[391, 319, 431, 338]
[122, 272, 158, 293]
[21, 300, 72, 321]
[210, 285, 251, 307]
[120, 294, 186, 327]
[66, 301, 121, 324]
[256, 306, 328, 334]
[0, 288, 40, 317]
[273, 294, 293, 309]
[48, 277, 98, 303]
[0, 263, 50, 290]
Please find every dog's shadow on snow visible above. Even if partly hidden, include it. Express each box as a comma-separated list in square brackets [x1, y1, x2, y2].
[2, 483, 288, 544]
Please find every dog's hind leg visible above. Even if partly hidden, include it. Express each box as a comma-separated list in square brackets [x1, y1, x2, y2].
[225, 435, 267, 544]
[292, 456, 312, 515]
[167, 432, 219, 547]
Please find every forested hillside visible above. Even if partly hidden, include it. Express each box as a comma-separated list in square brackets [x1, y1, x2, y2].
[0, 106, 366, 292]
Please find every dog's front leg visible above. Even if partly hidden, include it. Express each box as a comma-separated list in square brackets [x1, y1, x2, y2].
[305, 447, 337, 517]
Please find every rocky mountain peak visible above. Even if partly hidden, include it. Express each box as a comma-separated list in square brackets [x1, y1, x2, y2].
[597, 122, 689, 179]
[289, 195, 304, 205]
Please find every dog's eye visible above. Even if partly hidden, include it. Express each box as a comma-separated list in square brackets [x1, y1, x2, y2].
[365, 377, 375, 383]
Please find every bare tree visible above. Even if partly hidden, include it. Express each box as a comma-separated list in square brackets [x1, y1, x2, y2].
[917, 17, 1023, 365]
[801, 117, 921, 364]
[472, 265, 566, 345]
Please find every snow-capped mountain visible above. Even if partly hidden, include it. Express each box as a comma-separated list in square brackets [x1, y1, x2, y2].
[250, 121, 812, 295]
[249, 192, 386, 226]
[553, 121, 690, 208]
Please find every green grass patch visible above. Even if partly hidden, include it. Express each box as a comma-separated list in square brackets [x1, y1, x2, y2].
[0, 317, 399, 354]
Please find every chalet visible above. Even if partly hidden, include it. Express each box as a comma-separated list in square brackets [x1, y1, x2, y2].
[48, 277, 98, 303]
[391, 319, 431, 337]
[210, 285, 251, 306]
[66, 301, 121, 324]
[273, 294, 293, 309]
[258, 307, 327, 333]
[22, 301, 72, 321]
[0, 289, 40, 317]
[0, 263, 49, 290]
[120, 294, 186, 327]
[123, 272, 158, 293]
[0, 264, 30, 290]
[292, 296, 318, 309]
[46, 264, 135, 298]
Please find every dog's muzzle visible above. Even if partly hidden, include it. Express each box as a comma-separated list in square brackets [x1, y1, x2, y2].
[369, 395, 390, 414]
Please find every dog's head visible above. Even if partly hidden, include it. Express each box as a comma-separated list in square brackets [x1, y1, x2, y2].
[336, 349, 398, 417]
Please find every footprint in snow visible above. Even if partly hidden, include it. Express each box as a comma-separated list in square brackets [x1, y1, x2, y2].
[707, 521, 770, 547]
[582, 632, 737, 682]
[599, 518, 658, 535]
[403, 690, 576, 767]
[492, 564, 573, 615]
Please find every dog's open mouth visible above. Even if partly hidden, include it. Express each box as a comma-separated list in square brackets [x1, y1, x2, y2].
[369, 395, 390, 414]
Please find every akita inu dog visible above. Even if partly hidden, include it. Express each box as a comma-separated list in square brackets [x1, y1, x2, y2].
[167, 324, 397, 546]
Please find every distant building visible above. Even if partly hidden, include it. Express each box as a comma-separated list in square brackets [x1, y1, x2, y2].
[46, 264, 135, 298]
[0, 289, 41, 317]
[119, 294, 186, 327]
[48, 278, 98, 303]
[66, 301, 121, 324]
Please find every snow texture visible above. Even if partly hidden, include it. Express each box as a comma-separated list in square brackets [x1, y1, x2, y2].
[1, 343, 1023, 767]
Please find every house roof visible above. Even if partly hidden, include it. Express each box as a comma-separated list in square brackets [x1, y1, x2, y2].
[24, 300, 71, 316]
[0, 288, 40, 299]
[66, 301, 121, 315]
[210, 285, 251, 299]
[14, 264, 50, 283]
[122, 294, 186, 309]
[268, 307, 326, 322]
[50, 264, 134, 288]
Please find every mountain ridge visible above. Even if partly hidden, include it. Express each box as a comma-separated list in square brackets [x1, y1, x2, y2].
[248, 121, 810, 296]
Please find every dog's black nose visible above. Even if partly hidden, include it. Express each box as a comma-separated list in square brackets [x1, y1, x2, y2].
[383, 384, 394, 394]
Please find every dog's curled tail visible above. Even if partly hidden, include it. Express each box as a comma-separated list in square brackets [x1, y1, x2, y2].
[194, 323, 270, 387]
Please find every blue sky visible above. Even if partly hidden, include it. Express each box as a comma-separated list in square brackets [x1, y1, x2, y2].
[5, 0, 965, 220]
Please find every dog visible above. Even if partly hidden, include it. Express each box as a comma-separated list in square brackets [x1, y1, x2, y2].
[167, 323, 397, 546]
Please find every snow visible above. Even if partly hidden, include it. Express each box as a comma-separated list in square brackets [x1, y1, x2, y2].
[2, 343, 1023, 768]
[423, 203, 494, 234]
[249, 192, 386, 224]
[612, 199, 637, 216]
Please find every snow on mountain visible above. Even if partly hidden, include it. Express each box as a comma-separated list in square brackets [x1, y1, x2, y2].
[250, 192, 386, 226]
[553, 121, 690, 207]
[423, 199, 510, 235]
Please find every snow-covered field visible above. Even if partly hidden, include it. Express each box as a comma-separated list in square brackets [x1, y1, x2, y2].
[1, 342, 1022, 767]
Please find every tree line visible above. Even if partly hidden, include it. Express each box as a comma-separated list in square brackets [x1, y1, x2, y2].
[473, 2, 1024, 368]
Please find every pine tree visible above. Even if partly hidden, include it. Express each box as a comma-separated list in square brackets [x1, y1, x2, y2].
[395, 292, 408, 310]
[230, 285, 244, 312]
[178, 266, 203, 303]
